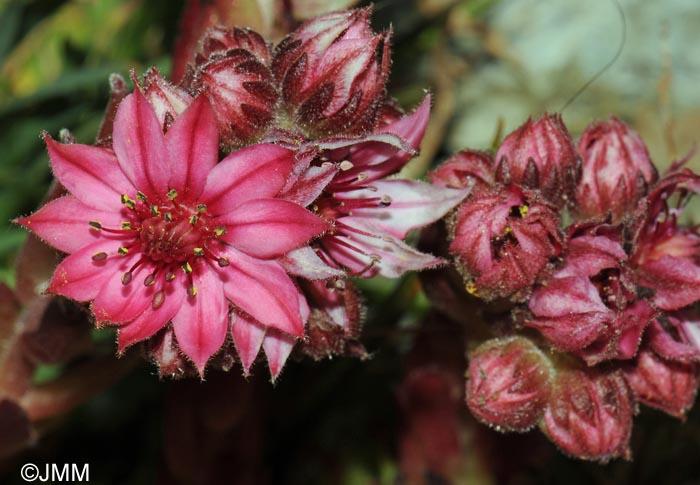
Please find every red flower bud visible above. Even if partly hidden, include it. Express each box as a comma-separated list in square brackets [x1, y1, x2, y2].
[449, 185, 563, 301]
[192, 29, 278, 147]
[429, 150, 495, 191]
[495, 114, 578, 204]
[575, 117, 657, 222]
[541, 368, 633, 462]
[271, 7, 390, 137]
[466, 336, 554, 432]
[142, 68, 193, 130]
[624, 348, 699, 419]
[195, 26, 270, 66]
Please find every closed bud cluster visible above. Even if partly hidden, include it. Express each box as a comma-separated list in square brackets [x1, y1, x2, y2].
[428, 111, 700, 461]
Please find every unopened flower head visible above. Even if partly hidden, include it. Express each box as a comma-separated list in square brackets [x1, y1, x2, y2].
[272, 7, 390, 137]
[575, 117, 656, 222]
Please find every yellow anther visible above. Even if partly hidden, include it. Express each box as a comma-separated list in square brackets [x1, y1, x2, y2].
[150, 205, 160, 215]
[167, 189, 178, 200]
[194, 247, 204, 257]
[189, 214, 198, 225]
[136, 191, 148, 202]
[121, 194, 136, 209]
[118, 247, 129, 256]
[188, 285, 198, 298]
[182, 262, 193, 274]
[504, 226, 512, 235]
[466, 281, 480, 297]
[519, 205, 529, 218]
[164, 212, 172, 222]
[197, 204, 207, 213]
[121, 221, 132, 230]
[214, 226, 227, 237]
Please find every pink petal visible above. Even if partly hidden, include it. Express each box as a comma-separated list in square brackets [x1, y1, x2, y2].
[280, 246, 345, 279]
[213, 244, 304, 337]
[45, 135, 134, 211]
[117, 280, 187, 351]
[92, 256, 157, 324]
[165, 96, 219, 202]
[231, 312, 266, 375]
[529, 276, 608, 317]
[16, 195, 125, 254]
[340, 180, 469, 239]
[46, 240, 126, 301]
[201, 144, 295, 215]
[172, 262, 229, 375]
[216, 198, 329, 259]
[112, 90, 170, 199]
[263, 329, 297, 380]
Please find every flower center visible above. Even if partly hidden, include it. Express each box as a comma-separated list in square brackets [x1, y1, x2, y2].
[88, 190, 230, 305]
[141, 216, 202, 263]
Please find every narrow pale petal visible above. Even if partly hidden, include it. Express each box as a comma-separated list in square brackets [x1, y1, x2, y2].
[15, 196, 125, 254]
[216, 198, 329, 259]
[117, 281, 186, 352]
[231, 312, 266, 375]
[340, 180, 469, 239]
[112, 90, 170, 199]
[321, 220, 444, 278]
[214, 244, 304, 336]
[263, 329, 297, 380]
[280, 246, 346, 279]
[201, 144, 295, 214]
[165, 96, 219, 201]
[47, 240, 125, 302]
[172, 263, 229, 374]
[45, 135, 134, 211]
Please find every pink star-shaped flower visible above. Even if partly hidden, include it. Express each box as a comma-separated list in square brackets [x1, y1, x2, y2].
[18, 90, 329, 376]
